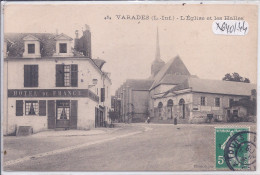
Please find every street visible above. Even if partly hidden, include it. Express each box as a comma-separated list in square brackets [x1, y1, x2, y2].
[3, 123, 255, 171]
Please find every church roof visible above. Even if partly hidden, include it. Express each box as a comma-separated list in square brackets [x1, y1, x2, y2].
[126, 79, 154, 91]
[150, 55, 191, 90]
[165, 77, 256, 96]
[160, 74, 198, 84]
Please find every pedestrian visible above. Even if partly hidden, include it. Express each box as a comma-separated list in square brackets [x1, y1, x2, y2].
[174, 114, 178, 125]
[147, 117, 150, 124]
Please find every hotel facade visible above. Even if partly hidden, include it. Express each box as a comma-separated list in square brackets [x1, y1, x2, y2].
[3, 26, 112, 135]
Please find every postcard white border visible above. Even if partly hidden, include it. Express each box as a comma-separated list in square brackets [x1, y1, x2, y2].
[1, 1, 260, 175]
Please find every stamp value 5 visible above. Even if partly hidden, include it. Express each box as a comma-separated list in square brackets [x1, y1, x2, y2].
[215, 128, 256, 171]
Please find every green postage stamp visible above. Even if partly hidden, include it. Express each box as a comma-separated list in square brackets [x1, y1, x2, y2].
[215, 127, 256, 171]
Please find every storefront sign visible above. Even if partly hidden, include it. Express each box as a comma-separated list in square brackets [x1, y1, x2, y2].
[8, 89, 99, 102]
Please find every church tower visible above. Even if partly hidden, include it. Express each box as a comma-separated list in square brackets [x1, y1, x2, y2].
[151, 28, 165, 78]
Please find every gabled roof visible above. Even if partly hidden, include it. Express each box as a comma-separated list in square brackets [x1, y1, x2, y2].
[54, 33, 73, 41]
[126, 79, 154, 91]
[165, 77, 256, 96]
[160, 74, 198, 85]
[5, 33, 57, 57]
[23, 35, 39, 41]
[150, 55, 191, 90]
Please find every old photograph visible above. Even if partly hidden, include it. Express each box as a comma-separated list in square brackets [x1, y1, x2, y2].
[1, 2, 258, 173]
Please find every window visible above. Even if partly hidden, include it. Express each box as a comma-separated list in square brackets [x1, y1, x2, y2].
[215, 98, 220, 107]
[233, 110, 238, 116]
[16, 100, 46, 116]
[64, 65, 71, 86]
[59, 43, 67, 53]
[28, 44, 35, 54]
[56, 64, 78, 87]
[229, 99, 234, 107]
[57, 100, 70, 120]
[201, 97, 206, 106]
[24, 65, 38, 87]
[25, 101, 39, 115]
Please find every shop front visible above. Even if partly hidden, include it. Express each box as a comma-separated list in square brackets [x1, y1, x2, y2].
[6, 89, 99, 134]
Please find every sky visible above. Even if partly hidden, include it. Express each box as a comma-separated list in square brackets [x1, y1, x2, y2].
[3, 3, 258, 94]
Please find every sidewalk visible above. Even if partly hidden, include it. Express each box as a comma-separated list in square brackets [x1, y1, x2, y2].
[3, 123, 143, 164]
[31, 129, 106, 137]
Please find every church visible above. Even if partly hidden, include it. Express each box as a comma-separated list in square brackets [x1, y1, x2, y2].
[114, 29, 256, 124]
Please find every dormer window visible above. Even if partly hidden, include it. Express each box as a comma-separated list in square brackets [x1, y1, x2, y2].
[53, 33, 73, 57]
[22, 35, 41, 58]
[59, 43, 67, 53]
[28, 44, 35, 54]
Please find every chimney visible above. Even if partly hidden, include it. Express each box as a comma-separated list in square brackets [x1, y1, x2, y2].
[85, 24, 90, 31]
[74, 30, 80, 51]
[75, 30, 79, 39]
[75, 25, 92, 58]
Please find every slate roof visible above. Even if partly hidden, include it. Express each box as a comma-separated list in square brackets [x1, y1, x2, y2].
[5, 33, 57, 58]
[150, 55, 191, 90]
[165, 77, 256, 96]
[126, 79, 154, 91]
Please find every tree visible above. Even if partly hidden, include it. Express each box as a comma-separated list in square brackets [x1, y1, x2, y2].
[222, 72, 250, 83]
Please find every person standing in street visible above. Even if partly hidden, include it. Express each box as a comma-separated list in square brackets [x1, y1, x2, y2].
[147, 117, 150, 124]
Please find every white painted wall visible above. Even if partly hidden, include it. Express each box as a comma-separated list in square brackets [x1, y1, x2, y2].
[3, 57, 108, 135]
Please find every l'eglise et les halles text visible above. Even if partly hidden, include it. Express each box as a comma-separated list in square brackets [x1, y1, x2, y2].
[179, 15, 244, 21]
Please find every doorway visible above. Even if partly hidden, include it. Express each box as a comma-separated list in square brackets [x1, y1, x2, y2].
[56, 100, 70, 128]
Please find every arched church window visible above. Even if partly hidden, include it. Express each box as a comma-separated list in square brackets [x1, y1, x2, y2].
[179, 98, 185, 119]
[158, 102, 163, 108]
[167, 99, 173, 107]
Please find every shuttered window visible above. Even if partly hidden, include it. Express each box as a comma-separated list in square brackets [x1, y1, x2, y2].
[16, 100, 23, 116]
[24, 65, 38, 87]
[39, 100, 47, 116]
[71, 64, 78, 87]
[101, 88, 105, 102]
[56, 64, 64, 87]
[56, 64, 78, 87]
[25, 101, 38, 115]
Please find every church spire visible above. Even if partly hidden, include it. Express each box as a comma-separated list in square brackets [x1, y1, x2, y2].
[151, 27, 165, 78]
[155, 27, 161, 61]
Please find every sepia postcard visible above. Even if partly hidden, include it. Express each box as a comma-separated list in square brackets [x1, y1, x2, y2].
[1, 1, 259, 174]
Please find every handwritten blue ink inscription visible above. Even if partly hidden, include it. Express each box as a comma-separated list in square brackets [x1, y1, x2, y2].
[212, 20, 249, 35]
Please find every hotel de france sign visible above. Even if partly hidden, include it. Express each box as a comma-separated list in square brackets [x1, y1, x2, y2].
[8, 89, 99, 102]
